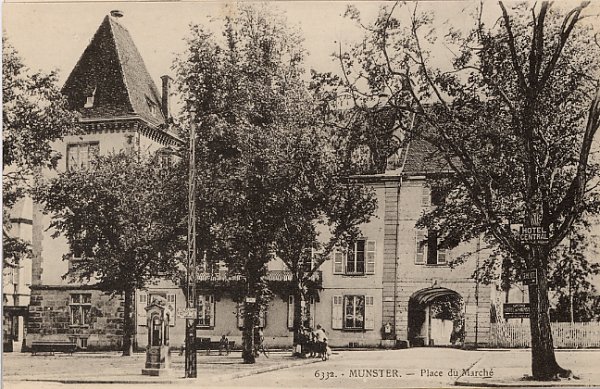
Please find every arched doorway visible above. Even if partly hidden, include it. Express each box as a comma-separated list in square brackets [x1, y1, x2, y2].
[408, 287, 464, 347]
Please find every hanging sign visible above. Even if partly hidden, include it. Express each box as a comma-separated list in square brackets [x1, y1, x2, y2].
[519, 214, 549, 244]
[503, 303, 531, 319]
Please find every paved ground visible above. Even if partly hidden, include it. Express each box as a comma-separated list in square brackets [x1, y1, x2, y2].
[3, 348, 600, 388]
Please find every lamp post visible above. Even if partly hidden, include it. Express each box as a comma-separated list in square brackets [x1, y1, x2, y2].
[185, 112, 198, 378]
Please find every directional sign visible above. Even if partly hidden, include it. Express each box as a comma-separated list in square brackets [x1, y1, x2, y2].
[503, 303, 530, 319]
[177, 308, 197, 319]
[519, 226, 549, 244]
[521, 269, 538, 286]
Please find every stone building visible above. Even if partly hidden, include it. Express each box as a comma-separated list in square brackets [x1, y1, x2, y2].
[23, 11, 491, 351]
[26, 10, 179, 350]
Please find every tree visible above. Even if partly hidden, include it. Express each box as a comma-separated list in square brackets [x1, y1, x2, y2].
[272, 125, 376, 354]
[175, 4, 308, 363]
[175, 3, 377, 363]
[549, 226, 600, 322]
[35, 152, 186, 355]
[337, 1, 600, 380]
[2, 35, 79, 267]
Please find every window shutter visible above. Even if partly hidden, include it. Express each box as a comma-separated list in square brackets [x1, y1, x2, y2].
[259, 308, 266, 328]
[137, 292, 147, 324]
[333, 250, 344, 274]
[366, 240, 376, 274]
[415, 230, 426, 264]
[309, 297, 316, 329]
[438, 250, 448, 265]
[421, 185, 431, 208]
[166, 292, 176, 326]
[287, 295, 294, 329]
[209, 295, 216, 327]
[237, 303, 244, 328]
[365, 296, 375, 330]
[332, 296, 343, 329]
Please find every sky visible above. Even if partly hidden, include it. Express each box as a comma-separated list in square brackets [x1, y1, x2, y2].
[1, 1, 498, 90]
[2, 1, 599, 239]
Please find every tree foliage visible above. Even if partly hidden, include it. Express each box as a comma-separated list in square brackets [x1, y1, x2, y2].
[175, 4, 376, 362]
[334, 1, 600, 380]
[2, 35, 79, 266]
[35, 152, 186, 355]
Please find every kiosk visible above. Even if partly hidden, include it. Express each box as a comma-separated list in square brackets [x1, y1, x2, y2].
[141, 296, 172, 376]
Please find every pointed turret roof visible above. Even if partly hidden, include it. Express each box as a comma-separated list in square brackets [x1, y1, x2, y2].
[62, 13, 166, 127]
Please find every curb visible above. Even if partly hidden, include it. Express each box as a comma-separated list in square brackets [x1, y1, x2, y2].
[11, 356, 324, 385]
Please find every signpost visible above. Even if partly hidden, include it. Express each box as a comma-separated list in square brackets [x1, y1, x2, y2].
[177, 308, 197, 320]
[185, 113, 198, 379]
[503, 303, 531, 319]
[521, 269, 538, 286]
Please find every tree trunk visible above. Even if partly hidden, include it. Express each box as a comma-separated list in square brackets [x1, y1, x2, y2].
[241, 301, 256, 364]
[122, 287, 135, 356]
[292, 284, 305, 356]
[528, 247, 571, 380]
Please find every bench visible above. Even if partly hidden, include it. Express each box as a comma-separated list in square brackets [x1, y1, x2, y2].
[194, 337, 235, 355]
[31, 341, 77, 355]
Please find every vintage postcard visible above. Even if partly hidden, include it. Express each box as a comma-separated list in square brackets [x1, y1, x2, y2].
[3, 1, 600, 388]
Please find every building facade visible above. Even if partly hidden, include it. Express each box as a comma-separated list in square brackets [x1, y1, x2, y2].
[23, 11, 491, 351]
[25, 11, 179, 351]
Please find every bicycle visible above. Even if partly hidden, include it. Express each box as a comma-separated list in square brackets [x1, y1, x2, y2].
[253, 331, 269, 358]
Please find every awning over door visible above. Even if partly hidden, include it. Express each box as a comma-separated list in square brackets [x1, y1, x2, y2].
[410, 287, 461, 305]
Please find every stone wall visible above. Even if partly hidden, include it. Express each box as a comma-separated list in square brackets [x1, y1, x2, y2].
[27, 287, 124, 350]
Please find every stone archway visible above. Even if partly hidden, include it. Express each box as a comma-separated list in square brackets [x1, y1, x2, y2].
[407, 287, 464, 347]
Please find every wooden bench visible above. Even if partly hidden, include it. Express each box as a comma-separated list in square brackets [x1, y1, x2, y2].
[194, 338, 235, 355]
[31, 341, 77, 355]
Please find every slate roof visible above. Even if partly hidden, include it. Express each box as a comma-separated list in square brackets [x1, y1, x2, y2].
[62, 14, 166, 128]
[401, 139, 452, 176]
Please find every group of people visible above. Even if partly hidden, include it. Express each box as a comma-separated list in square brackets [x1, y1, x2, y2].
[297, 324, 329, 360]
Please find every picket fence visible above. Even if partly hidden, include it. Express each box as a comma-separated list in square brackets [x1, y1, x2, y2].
[489, 322, 600, 348]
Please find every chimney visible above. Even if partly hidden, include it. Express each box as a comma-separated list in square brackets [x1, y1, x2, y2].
[160, 75, 172, 120]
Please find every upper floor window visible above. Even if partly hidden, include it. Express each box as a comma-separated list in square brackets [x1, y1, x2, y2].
[333, 240, 376, 275]
[415, 229, 448, 265]
[146, 97, 158, 117]
[67, 142, 99, 171]
[84, 87, 96, 108]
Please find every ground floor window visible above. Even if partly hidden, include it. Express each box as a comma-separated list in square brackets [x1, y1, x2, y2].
[237, 303, 266, 328]
[136, 291, 176, 327]
[332, 295, 374, 330]
[344, 295, 364, 329]
[197, 295, 215, 328]
[70, 293, 91, 326]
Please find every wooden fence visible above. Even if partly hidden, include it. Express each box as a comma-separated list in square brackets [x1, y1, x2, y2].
[490, 322, 600, 348]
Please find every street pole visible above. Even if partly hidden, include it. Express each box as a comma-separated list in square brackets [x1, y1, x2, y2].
[185, 112, 198, 378]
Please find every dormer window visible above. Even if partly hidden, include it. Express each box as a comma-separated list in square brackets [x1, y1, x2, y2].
[146, 97, 157, 116]
[84, 87, 96, 108]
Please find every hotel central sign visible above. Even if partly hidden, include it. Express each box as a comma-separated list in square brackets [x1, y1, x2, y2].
[519, 214, 549, 244]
